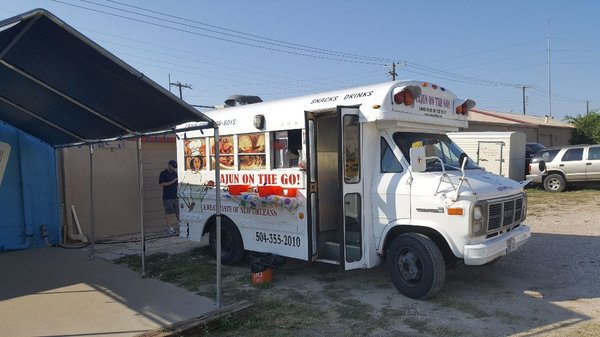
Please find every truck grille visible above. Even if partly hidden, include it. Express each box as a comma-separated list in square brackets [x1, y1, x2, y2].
[487, 195, 525, 234]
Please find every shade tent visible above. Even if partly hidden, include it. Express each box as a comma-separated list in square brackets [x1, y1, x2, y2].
[0, 8, 218, 145]
[0, 9, 226, 306]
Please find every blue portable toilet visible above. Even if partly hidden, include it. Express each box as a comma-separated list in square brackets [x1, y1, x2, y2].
[0, 123, 60, 251]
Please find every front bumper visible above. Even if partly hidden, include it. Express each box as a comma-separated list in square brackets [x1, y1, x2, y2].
[463, 225, 531, 265]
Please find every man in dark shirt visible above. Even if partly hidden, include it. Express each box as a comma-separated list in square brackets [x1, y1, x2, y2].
[159, 160, 179, 234]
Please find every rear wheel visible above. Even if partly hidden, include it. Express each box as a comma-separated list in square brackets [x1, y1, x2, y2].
[543, 173, 566, 192]
[209, 218, 245, 265]
[387, 233, 446, 300]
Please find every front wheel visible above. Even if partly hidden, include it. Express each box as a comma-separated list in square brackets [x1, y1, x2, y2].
[387, 233, 446, 300]
[209, 218, 245, 265]
[543, 173, 566, 192]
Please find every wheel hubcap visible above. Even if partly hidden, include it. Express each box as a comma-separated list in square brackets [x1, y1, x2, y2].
[548, 179, 560, 190]
[397, 248, 423, 284]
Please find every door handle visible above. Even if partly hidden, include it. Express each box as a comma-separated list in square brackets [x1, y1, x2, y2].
[559, 164, 564, 167]
[586, 163, 592, 166]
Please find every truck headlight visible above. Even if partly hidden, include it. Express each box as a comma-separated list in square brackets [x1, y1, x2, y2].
[470, 202, 487, 236]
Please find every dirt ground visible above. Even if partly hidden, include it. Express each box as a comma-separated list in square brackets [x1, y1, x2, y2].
[240, 189, 600, 337]
[120, 189, 600, 337]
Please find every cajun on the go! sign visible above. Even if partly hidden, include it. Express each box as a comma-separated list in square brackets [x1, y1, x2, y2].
[220, 171, 304, 187]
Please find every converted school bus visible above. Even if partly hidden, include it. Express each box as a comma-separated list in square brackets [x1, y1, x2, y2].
[175, 81, 531, 299]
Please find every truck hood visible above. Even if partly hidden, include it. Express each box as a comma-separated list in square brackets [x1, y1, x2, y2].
[412, 169, 523, 201]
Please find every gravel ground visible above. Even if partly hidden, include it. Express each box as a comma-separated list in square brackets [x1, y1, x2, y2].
[243, 189, 600, 337]
[115, 189, 600, 337]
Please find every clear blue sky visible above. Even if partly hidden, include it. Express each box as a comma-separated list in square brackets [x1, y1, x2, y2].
[1, 1, 598, 121]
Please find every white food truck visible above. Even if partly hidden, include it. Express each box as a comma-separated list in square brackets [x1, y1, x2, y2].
[176, 81, 531, 299]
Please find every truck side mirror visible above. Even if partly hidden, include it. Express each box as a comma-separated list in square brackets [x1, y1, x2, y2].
[538, 161, 546, 172]
[459, 153, 468, 168]
[410, 147, 426, 172]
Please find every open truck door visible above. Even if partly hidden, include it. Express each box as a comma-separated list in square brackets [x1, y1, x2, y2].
[306, 106, 365, 269]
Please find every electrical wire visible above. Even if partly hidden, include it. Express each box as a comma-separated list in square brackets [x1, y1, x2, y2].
[423, 38, 546, 64]
[51, 0, 389, 65]
[45, 1, 595, 109]
[104, 0, 394, 64]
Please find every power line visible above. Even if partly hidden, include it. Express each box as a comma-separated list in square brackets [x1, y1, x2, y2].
[423, 38, 546, 64]
[404, 62, 522, 87]
[104, 0, 393, 64]
[475, 63, 546, 77]
[46, 1, 595, 113]
[447, 51, 546, 71]
[51, 0, 389, 65]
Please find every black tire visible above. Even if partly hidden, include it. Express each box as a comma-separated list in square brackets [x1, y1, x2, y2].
[209, 218, 245, 265]
[543, 173, 566, 192]
[387, 233, 446, 300]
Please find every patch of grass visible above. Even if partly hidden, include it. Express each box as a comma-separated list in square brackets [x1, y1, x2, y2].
[403, 316, 465, 337]
[403, 316, 429, 334]
[433, 293, 490, 318]
[526, 188, 600, 207]
[115, 247, 217, 292]
[493, 309, 521, 324]
[218, 298, 327, 337]
[334, 298, 374, 320]
[116, 248, 331, 337]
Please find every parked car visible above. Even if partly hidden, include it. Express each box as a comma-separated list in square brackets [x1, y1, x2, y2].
[527, 144, 600, 192]
[525, 142, 545, 175]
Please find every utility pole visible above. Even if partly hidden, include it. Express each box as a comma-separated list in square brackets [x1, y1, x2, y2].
[522, 86, 527, 115]
[547, 19, 552, 118]
[387, 62, 398, 81]
[169, 81, 192, 100]
[586, 100, 590, 115]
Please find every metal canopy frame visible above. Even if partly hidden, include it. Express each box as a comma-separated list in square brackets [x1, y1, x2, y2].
[0, 9, 225, 307]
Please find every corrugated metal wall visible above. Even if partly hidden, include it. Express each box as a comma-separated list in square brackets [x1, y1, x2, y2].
[0, 123, 60, 250]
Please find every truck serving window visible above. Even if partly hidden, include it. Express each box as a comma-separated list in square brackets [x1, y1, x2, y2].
[184, 137, 207, 172]
[394, 132, 478, 171]
[273, 129, 302, 169]
[210, 135, 234, 170]
[238, 132, 266, 170]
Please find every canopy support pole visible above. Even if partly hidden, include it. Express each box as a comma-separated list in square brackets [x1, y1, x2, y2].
[89, 145, 95, 258]
[137, 138, 146, 278]
[214, 127, 222, 308]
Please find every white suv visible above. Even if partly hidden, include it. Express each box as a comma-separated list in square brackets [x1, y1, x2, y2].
[527, 144, 600, 192]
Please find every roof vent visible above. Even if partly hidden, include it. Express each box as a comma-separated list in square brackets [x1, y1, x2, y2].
[224, 95, 262, 107]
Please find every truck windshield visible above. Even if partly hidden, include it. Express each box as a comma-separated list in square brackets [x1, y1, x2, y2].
[393, 132, 479, 171]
